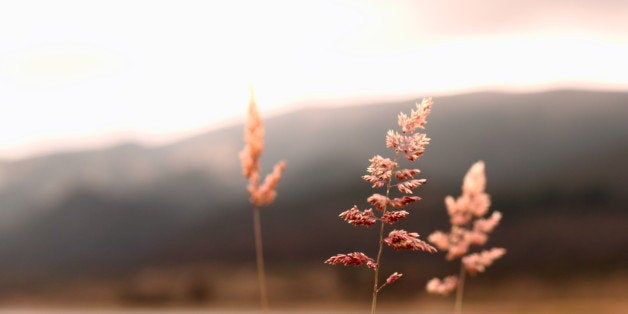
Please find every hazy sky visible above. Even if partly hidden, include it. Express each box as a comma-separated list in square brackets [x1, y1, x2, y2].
[1, 0, 627, 159]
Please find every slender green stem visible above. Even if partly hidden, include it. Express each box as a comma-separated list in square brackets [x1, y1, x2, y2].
[252, 206, 269, 312]
[454, 263, 467, 314]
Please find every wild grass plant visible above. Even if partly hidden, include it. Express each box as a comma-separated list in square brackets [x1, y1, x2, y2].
[238, 93, 505, 313]
[325, 98, 437, 314]
[239, 89, 286, 312]
[426, 161, 506, 313]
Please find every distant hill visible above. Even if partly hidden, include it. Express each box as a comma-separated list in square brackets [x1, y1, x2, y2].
[0, 90, 626, 288]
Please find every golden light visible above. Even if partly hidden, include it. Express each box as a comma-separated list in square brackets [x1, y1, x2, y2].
[0, 0, 626, 158]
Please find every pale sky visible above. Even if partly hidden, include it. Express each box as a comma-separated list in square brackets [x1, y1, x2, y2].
[1, 0, 627, 159]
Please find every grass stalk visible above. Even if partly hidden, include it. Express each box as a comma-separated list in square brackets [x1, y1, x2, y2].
[370, 156, 398, 314]
[252, 206, 269, 312]
[454, 263, 467, 314]
[370, 218, 386, 314]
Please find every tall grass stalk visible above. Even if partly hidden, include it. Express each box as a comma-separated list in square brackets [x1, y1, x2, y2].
[426, 162, 506, 313]
[252, 206, 268, 311]
[239, 89, 286, 312]
[453, 262, 466, 314]
[370, 159, 397, 313]
[325, 99, 437, 313]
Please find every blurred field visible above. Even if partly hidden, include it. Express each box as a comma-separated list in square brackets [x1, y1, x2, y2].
[0, 297, 626, 314]
[0, 269, 625, 313]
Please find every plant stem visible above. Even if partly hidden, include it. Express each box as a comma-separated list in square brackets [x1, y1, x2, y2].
[370, 156, 399, 314]
[370, 216, 386, 314]
[454, 263, 467, 314]
[252, 206, 269, 312]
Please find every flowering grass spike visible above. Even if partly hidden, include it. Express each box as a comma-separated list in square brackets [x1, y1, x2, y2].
[325, 98, 437, 314]
[239, 88, 286, 313]
[425, 161, 505, 314]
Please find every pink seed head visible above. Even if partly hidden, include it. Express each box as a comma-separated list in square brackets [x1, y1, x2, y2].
[325, 252, 378, 270]
[462, 247, 506, 275]
[381, 210, 409, 224]
[383, 229, 437, 252]
[385, 272, 403, 285]
[426, 276, 459, 296]
[339, 206, 377, 226]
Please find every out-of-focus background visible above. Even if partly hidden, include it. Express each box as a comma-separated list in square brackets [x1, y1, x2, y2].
[0, 1, 626, 313]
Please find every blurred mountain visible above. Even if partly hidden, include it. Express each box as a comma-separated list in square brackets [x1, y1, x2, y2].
[0, 90, 626, 288]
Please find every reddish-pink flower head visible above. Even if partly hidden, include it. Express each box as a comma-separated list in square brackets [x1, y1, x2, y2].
[383, 229, 437, 252]
[325, 252, 378, 270]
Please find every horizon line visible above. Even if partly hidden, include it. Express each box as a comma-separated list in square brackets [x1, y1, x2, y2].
[1, 86, 626, 162]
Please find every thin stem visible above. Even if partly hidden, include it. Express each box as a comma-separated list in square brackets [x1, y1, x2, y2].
[370, 215, 386, 314]
[375, 281, 389, 294]
[252, 206, 269, 313]
[454, 262, 467, 314]
[370, 156, 399, 314]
